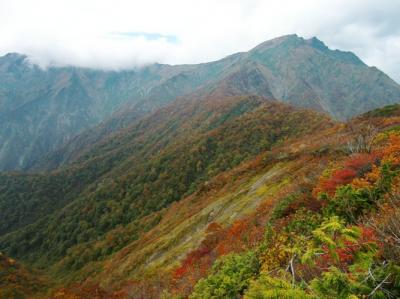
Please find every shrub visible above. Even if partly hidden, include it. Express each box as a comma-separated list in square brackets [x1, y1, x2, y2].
[244, 274, 313, 299]
[190, 252, 259, 299]
[284, 208, 322, 235]
[270, 195, 297, 221]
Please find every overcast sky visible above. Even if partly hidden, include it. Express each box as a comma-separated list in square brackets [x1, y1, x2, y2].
[1, 0, 399, 82]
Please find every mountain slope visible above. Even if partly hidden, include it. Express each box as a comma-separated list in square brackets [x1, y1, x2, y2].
[0, 95, 333, 274]
[0, 251, 47, 299]
[1, 101, 400, 298]
[1, 34, 400, 170]
[0, 56, 216, 170]
[48, 104, 400, 299]
[30, 34, 400, 171]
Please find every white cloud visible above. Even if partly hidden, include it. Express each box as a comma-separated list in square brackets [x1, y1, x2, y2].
[0, 0, 399, 82]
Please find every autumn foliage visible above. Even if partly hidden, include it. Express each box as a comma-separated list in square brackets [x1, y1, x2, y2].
[170, 201, 272, 297]
[314, 153, 378, 196]
[314, 226, 380, 271]
[167, 130, 400, 298]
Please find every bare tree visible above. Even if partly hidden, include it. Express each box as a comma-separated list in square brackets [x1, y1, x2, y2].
[346, 123, 378, 154]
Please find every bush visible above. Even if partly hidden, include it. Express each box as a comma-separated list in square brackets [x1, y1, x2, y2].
[284, 208, 322, 235]
[190, 252, 259, 299]
[245, 274, 313, 299]
[322, 185, 375, 222]
[270, 195, 297, 221]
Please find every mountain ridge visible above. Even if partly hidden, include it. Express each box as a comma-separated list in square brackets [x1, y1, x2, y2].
[1, 34, 399, 170]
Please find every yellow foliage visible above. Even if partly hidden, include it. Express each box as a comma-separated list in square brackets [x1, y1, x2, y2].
[259, 233, 291, 272]
[351, 178, 371, 189]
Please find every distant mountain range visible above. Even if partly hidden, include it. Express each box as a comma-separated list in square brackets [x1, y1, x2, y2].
[1, 34, 399, 170]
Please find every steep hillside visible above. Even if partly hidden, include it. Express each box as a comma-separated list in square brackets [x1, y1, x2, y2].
[2, 34, 400, 170]
[44, 104, 400, 299]
[1, 102, 400, 299]
[172, 109, 400, 299]
[0, 95, 332, 275]
[0, 55, 215, 170]
[0, 252, 47, 299]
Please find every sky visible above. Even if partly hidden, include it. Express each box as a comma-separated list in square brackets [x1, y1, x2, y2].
[0, 0, 399, 82]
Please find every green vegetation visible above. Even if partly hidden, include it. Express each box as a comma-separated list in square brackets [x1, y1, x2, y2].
[190, 252, 259, 299]
[361, 104, 400, 118]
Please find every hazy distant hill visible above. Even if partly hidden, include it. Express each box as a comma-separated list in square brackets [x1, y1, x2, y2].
[1, 34, 399, 171]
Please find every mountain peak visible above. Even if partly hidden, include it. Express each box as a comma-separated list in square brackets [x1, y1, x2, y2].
[250, 34, 365, 67]
[252, 34, 331, 52]
[250, 34, 334, 54]
[0, 53, 30, 70]
[251, 34, 302, 51]
[0, 52, 27, 61]
[306, 36, 328, 50]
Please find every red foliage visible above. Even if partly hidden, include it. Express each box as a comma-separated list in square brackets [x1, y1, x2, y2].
[314, 153, 379, 196]
[170, 201, 270, 297]
[172, 246, 212, 280]
[322, 168, 357, 195]
[344, 153, 377, 172]
[228, 220, 249, 238]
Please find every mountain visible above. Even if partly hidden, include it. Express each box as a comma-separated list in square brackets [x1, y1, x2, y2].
[0, 55, 212, 171]
[1, 34, 400, 171]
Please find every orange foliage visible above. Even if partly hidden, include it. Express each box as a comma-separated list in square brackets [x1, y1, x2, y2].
[382, 134, 400, 165]
[351, 164, 381, 189]
[350, 133, 400, 190]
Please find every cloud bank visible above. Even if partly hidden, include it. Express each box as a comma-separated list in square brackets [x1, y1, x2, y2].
[0, 0, 399, 82]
